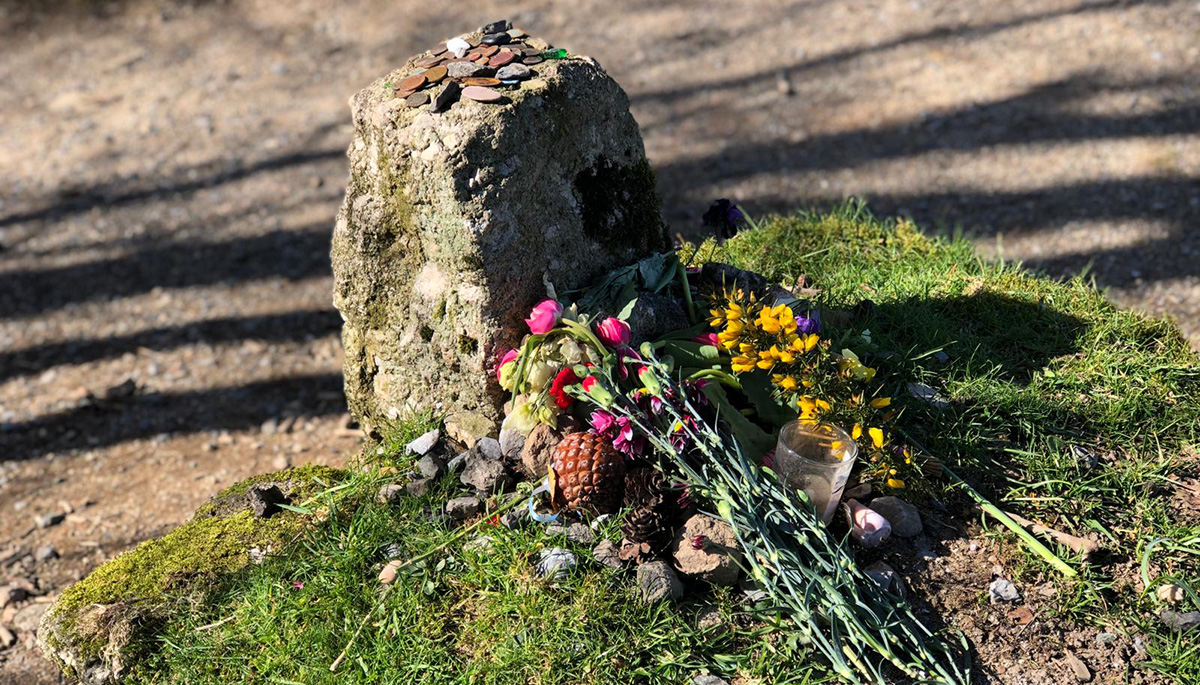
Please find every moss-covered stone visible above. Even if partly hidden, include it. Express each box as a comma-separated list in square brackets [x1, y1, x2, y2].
[331, 37, 667, 442]
[38, 466, 348, 684]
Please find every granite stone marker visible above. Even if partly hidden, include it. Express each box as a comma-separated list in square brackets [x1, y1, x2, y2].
[332, 25, 667, 444]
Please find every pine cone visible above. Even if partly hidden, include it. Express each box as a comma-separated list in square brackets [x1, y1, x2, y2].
[550, 432, 625, 514]
[620, 468, 671, 550]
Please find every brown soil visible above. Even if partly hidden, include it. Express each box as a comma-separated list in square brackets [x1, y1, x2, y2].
[1, 1, 1196, 683]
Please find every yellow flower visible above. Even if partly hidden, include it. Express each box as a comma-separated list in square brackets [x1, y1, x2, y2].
[839, 349, 876, 382]
[773, 345, 796, 364]
[886, 477, 906, 489]
[731, 355, 756, 373]
[708, 308, 726, 328]
[725, 303, 745, 321]
[868, 427, 885, 449]
[772, 374, 798, 391]
[870, 397, 892, 408]
[717, 329, 741, 350]
[798, 395, 831, 419]
[852, 423, 863, 440]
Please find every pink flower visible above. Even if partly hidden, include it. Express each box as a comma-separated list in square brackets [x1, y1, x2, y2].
[589, 409, 616, 434]
[495, 348, 519, 381]
[690, 535, 708, 550]
[692, 332, 721, 347]
[525, 299, 563, 334]
[595, 317, 631, 348]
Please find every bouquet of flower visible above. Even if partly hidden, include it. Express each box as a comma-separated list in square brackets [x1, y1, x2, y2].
[495, 249, 970, 684]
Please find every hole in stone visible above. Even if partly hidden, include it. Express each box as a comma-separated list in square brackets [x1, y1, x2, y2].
[458, 335, 478, 355]
[419, 324, 435, 342]
[573, 158, 660, 248]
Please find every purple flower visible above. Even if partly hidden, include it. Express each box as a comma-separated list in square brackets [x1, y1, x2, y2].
[796, 311, 820, 335]
[702, 199, 744, 241]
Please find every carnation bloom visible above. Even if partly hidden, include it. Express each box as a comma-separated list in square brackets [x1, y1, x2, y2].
[589, 409, 615, 435]
[524, 299, 563, 334]
[548, 367, 580, 409]
[495, 348, 519, 381]
[595, 316, 631, 348]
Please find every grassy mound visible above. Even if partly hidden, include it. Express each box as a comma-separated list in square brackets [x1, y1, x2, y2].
[69, 205, 1200, 684]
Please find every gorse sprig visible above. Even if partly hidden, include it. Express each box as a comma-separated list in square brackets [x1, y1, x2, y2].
[708, 287, 919, 491]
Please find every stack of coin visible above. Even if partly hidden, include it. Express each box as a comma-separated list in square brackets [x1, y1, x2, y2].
[390, 20, 570, 111]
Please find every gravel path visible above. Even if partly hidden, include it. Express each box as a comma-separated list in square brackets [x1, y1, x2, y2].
[0, 0, 1196, 681]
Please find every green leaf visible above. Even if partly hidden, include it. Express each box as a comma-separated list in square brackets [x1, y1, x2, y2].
[740, 373, 798, 428]
[701, 383, 775, 458]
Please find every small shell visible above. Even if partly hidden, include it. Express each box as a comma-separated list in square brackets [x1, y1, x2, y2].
[844, 498, 892, 548]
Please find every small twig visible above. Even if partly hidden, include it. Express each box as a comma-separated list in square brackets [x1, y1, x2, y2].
[1000, 509, 1099, 559]
[196, 615, 235, 632]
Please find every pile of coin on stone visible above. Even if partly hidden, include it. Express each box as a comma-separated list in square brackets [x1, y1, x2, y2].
[390, 19, 570, 111]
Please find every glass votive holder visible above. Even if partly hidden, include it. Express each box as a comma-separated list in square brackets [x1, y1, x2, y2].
[773, 421, 858, 524]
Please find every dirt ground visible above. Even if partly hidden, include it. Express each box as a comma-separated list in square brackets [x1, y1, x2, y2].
[0, 0, 1196, 682]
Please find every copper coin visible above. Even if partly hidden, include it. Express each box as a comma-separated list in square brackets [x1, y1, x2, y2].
[397, 74, 427, 91]
[523, 55, 543, 65]
[474, 57, 490, 66]
[423, 65, 447, 83]
[489, 51, 516, 68]
[480, 45, 499, 57]
[461, 85, 504, 102]
[405, 92, 430, 107]
[394, 88, 417, 99]
[415, 55, 442, 68]
[461, 77, 501, 87]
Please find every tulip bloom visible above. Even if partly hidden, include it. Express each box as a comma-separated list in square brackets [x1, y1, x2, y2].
[692, 332, 721, 347]
[495, 348, 519, 381]
[595, 316, 631, 348]
[524, 299, 563, 334]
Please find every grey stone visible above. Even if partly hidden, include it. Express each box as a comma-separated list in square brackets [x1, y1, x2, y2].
[499, 428, 525, 461]
[446, 61, 488, 79]
[447, 452, 468, 473]
[637, 561, 683, 603]
[1160, 610, 1200, 632]
[670, 514, 742, 586]
[692, 676, 729, 685]
[405, 478, 433, 497]
[536, 548, 577, 580]
[446, 496, 481, 521]
[906, 381, 950, 409]
[1071, 444, 1099, 471]
[475, 437, 503, 462]
[500, 507, 526, 529]
[868, 496, 922, 537]
[593, 540, 625, 570]
[627, 291, 690, 343]
[863, 561, 904, 596]
[248, 485, 287, 519]
[460, 456, 511, 493]
[495, 63, 532, 81]
[332, 51, 667, 439]
[740, 577, 769, 604]
[1095, 632, 1119, 644]
[548, 522, 595, 545]
[377, 483, 406, 504]
[35, 546, 58, 562]
[989, 578, 1021, 604]
[416, 455, 445, 479]
[1064, 651, 1092, 682]
[480, 20, 511, 34]
[34, 512, 65, 529]
[406, 429, 440, 455]
[696, 606, 724, 631]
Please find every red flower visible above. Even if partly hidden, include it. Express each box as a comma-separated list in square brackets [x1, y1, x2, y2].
[690, 535, 708, 550]
[549, 367, 581, 409]
[581, 375, 597, 392]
